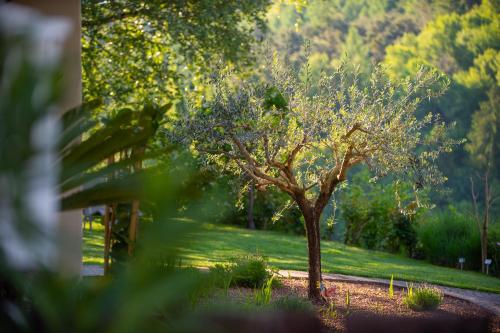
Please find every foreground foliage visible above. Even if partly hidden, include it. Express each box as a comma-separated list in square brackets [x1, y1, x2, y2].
[272, 296, 314, 312]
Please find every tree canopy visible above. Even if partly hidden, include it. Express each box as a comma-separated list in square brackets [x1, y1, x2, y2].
[82, 0, 270, 111]
[182, 59, 456, 198]
[384, 0, 499, 197]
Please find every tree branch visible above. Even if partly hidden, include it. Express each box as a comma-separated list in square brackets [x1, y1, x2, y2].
[263, 134, 272, 165]
[235, 159, 295, 195]
[286, 134, 307, 170]
[341, 123, 372, 141]
[337, 145, 354, 181]
[230, 133, 258, 167]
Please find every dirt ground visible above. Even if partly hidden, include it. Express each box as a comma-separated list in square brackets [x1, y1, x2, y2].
[225, 279, 499, 333]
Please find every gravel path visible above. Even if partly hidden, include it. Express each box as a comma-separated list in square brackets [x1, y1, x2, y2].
[279, 269, 500, 316]
[81, 264, 500, 316]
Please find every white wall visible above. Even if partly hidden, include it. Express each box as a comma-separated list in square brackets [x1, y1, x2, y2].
[12, 0, 83, 276]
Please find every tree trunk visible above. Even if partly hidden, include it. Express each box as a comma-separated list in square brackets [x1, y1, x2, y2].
[304, 213, 322, 301]
[128, 147, 144, 255]
[103, 155, 115, 275]
[481, 181, 489, 273]
[481, 225, 488, 273]
[247, 182, 256, 230]
[297, 197, 322, 301]
[470, 174, 491, 274]
[128, 200, 140, 255]
[103, 205, 111, 274]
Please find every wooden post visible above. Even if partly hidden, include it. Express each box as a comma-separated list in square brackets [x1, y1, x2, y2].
[103, 155, 115, 274]
[128, 148, 144, 255]
[247, 181, 256, 230]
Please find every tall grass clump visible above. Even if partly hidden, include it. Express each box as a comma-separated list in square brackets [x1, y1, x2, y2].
[253, 276, 274, 306]
[208, 254, 277, 289]
[403, 284, 443, 311]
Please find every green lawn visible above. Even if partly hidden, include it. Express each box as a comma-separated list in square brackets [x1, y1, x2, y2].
[83, 221, 500, 293]
[83, 221, 105, 265]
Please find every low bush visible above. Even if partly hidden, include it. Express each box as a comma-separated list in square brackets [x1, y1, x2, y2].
[341, 170, 419, 256]
[231, 254, 272, 288]
[272, 296, 314, 312]
[403, 284, 443, 311]
[208, 254, 277, 289]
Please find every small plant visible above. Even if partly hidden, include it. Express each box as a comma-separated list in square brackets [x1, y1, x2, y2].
[388, 274, 394, 298]
[403, 284, 443, 311]
[253, 276, 274, 306]
[406, 282, 413, 298]
[345, 289, 351, 315]
[323, 299, 337, 319]
[272, 296, 314, 312]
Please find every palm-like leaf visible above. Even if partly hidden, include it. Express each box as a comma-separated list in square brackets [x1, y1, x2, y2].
[58, 102, 168, 210]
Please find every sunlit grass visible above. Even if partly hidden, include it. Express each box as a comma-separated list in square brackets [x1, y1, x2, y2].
[83, 221, 500, 292]
[83, 221, 104, 265]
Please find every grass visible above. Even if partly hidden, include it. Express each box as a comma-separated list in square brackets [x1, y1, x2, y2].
[82, 220, 105, 265]
[83, 221, 500, 293]
[403, 284, 444, 311]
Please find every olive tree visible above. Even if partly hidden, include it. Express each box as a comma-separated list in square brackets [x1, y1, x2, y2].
[180, 58, 458, 301]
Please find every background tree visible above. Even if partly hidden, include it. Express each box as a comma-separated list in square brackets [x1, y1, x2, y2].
[81, 0, 272, 263]
[180, 57, 458, 300]
[82, 0, 270, 113]
[467, 89, 500, 272]
[384, 0, 499, 200]
[284, 0, 499, 275]
[259, 0, 484, 224]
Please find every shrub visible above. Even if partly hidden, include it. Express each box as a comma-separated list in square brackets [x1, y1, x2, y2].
[341, 169, 419, 256]
[231, 254, 272, 288]
[403, 284, 443, 311]
[272, 296, 314, 312]
[211, 175, 304, 235]
[416, 206, 481, 269]
[209, 254, 276, 289]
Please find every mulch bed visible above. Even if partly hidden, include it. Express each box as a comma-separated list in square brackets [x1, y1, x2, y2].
[224, 278, 499, 333]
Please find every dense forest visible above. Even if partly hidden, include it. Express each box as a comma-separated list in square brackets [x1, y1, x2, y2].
[266, 0, 498, 201]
